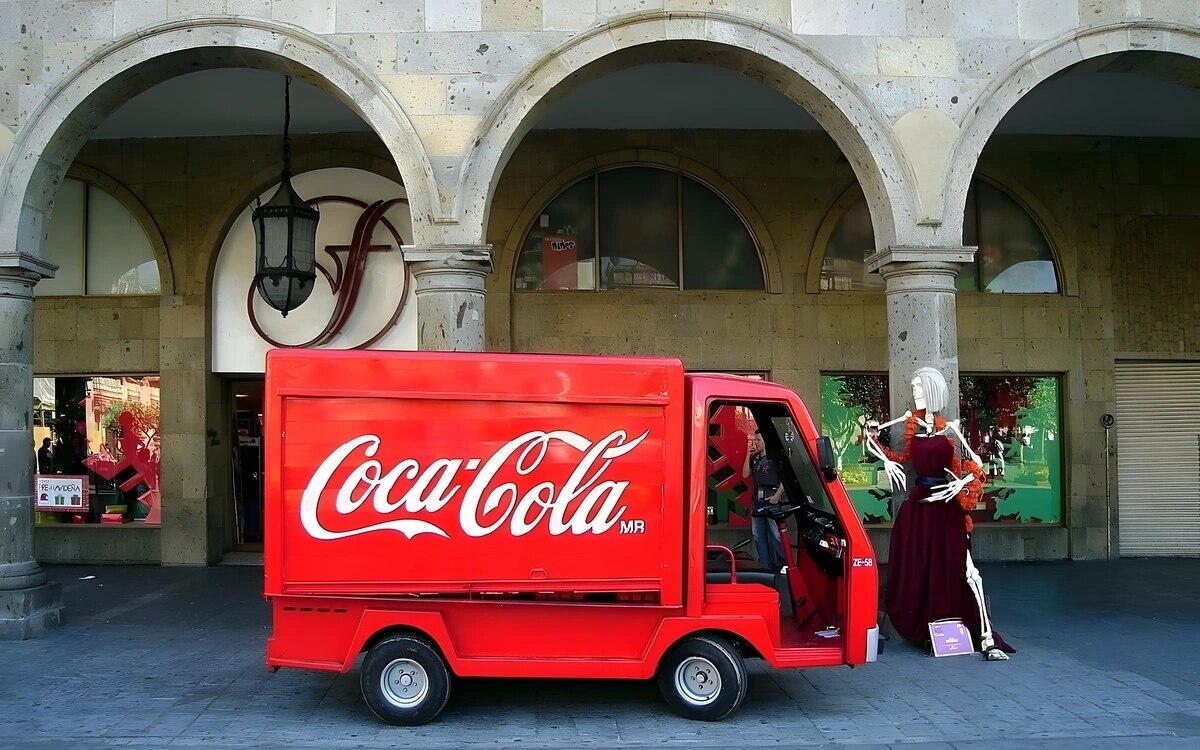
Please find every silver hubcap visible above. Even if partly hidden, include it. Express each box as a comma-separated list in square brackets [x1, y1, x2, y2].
[674, 656, 722, 705]
[381, 658, 429, 708]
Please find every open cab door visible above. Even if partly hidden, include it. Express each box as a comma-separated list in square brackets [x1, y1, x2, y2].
[697, 380, 879, 669]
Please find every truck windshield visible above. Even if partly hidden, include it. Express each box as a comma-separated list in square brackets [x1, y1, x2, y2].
[769, 416, 836, 516]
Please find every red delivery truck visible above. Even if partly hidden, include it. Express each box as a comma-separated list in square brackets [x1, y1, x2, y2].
[264, 349, 878, 725]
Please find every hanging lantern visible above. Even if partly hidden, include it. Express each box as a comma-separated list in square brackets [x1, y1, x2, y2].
[253, 75, 319, 317]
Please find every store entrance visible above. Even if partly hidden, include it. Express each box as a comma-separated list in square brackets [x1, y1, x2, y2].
[230, 379, 265, 551]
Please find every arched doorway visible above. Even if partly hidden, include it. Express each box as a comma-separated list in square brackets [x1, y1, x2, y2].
[946, 34, 1200, 558]
[5, 21, 434, 565]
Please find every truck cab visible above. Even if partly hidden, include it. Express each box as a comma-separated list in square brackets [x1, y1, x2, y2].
[687, 374, 879, 670]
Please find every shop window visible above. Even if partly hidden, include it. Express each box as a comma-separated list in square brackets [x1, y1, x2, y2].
[36, 177, 160, 296]
[819, 372, 1062, 526]
[515, 166, 764, 291]
[819, 178, 1060, 293]
[33, 375, 162, 526]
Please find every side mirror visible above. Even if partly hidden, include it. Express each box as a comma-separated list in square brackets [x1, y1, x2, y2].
[816, 436, 837, 481]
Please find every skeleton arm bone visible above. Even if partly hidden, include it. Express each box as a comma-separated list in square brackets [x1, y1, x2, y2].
[945, 419, 983, 465]
[874, 411, 912, 431]
[864, 410, 911, 493]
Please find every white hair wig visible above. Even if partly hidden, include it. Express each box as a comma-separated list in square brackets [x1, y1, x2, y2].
[912, 367, 949, 413]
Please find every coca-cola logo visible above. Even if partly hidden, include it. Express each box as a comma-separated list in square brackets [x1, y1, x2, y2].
[300, 429, 650, 541]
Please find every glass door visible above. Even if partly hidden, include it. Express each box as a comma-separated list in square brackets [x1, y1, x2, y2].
[230, 379, 264, 550]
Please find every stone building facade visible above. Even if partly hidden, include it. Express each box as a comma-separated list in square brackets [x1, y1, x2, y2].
[1, 1, 1198, 636]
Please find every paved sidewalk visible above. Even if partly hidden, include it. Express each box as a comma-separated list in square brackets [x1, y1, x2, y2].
[0, 559, 1198, 749]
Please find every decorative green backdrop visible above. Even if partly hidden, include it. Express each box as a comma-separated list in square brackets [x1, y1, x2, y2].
[820, 373, 1062, 526]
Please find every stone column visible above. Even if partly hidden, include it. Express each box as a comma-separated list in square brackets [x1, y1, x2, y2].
[868, 247, 975, 421]
[402, 244, 494, 352]
[0, 252, 63, 639]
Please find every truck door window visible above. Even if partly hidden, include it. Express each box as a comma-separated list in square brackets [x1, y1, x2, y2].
[707, 401, 836, 519]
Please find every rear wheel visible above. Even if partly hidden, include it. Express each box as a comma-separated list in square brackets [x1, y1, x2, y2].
[657, 635, 748, 721]
[360, 635, 451, 726]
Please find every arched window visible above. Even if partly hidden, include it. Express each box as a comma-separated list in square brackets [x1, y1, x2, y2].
[36, 177, 160, 296]
[820, 178, 1060, 293]
[514, 166, 764, 291]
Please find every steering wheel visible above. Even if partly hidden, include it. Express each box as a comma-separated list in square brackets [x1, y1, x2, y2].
[754, 502, 845, 572]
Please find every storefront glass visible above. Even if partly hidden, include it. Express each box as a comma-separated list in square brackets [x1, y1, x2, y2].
[35, 177, 160, 297]
[515, 166, 764, 292]
[821, 178, 1058, 294]
[33, 375, 162, 525]
[820, 372, 1062, 526]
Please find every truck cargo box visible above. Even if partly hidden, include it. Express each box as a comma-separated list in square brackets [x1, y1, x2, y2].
[264, 350, 686, 606]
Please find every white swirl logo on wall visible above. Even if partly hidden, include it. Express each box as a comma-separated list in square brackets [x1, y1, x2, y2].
[300, 429, 650, 540]
[248, 196, 409, 349]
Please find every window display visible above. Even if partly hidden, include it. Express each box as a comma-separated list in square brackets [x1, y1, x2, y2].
[819, 372, 1062, 526]
[33, 375, 161, 525]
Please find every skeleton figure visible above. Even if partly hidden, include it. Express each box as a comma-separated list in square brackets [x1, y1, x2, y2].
[864, 367, 1013, 661]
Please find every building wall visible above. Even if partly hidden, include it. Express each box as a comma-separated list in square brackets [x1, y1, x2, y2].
[978, 134, 1200, 557]
[3, 2, 1198, 246]
[4, 2, 1198, 565]
[27, 126, 1200, 565]
[488, 129, 1200, 560]
[33, 296, 160, 374]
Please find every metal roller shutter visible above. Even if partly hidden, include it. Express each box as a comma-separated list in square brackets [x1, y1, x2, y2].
[1114, 362, 1200, 556]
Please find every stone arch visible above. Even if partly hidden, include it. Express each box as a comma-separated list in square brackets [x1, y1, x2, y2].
[0, 17, 441, 271]
[494, 149, 784, 294]
[65, 164, 176, 296]
[457, 12, 916, 253]
[945, 22, 1200, 244]
[808, 170, 1075, 296]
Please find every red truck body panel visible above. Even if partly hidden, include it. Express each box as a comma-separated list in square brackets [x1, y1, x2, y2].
[264, 349, 877, 680]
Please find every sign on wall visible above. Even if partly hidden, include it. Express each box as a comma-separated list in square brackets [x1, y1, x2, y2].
[212, 168, 417, 374]
[35, 475, 90, 512]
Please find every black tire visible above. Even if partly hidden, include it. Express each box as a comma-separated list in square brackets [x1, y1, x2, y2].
[360, 635, 451, 726]
[656, 635, 748, 721]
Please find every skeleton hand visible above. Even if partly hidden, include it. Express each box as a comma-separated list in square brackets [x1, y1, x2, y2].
[928, 470, 971, 503]
[881, 457, 906, 493]
[864, 425, 906, 493]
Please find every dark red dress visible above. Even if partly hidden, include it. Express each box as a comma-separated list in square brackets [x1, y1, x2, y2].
[885, 433, 1014, 653]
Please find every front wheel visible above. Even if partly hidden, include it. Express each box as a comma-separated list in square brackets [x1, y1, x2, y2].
[657, 635, 748, 721]
[360, 635, 451, 726]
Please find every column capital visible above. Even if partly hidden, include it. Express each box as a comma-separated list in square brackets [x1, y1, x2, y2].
[401, 243, 494, 275]
[0, 251, 58, 281]
[866, 245, 976, 274]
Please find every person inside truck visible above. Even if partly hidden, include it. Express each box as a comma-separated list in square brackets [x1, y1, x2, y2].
[744, 429, 787, 568]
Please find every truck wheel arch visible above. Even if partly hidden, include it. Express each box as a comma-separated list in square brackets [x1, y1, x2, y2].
[649, 626, 765, 674]
[345, 611, 459, 675]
